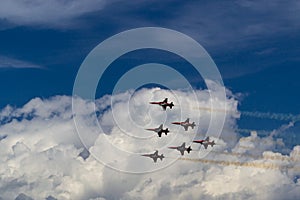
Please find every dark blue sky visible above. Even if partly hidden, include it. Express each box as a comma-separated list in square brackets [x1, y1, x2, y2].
[0, 1, 299, 138]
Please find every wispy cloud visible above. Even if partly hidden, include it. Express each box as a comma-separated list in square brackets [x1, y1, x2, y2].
[0, 56, 44, 69]
[166, 0, 300, 48]
[0, 0, 107, 29]
[91, 1, 299, 46]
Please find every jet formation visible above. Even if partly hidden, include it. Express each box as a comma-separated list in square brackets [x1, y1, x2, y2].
[141, 98, 217, 162]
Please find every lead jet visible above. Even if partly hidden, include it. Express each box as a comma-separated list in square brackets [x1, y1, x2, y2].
[168, 142, 192, 155]
[141, 150, 165, 163]
[146, 124, 169, 137]
[172, 118, 196, 131]
[149, 98, 174, 110]
[193, 136, 216, 149]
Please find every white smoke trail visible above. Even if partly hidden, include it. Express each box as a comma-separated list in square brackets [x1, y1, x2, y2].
[195, 106, 300, 122]
[241, 111, 300, 122]
[179, 157, 300, 171]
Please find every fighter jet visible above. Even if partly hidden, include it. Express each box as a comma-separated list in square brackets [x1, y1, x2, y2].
[146, 124, 170, 137]
[172, 118, 196, 131]
[141, 150, 165, 163]
[149, 98, 174, 110]
[168, 142, 192, 155]
[193, 136, 216, 149]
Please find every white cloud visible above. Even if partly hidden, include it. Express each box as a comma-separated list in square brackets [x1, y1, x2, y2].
[0, 0, 107, 28]
[0, 87, 299, 199]
[0, 56, 44, 69]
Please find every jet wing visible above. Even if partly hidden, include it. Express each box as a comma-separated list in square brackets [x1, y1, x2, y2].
[158, 124, 163, 129]
[184, 125, 188, 131]
[203, 143, 208, 149]
[163, 98, 168, 103]
[157, 131, 162, 137]
[179, 149, 184, 156]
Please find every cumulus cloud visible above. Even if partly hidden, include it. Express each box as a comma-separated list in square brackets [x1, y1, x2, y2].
[0, 0, 107, 28]
[0, 87, 299, 199]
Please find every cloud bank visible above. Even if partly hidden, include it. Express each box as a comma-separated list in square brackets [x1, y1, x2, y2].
[0, 88, 299, 199]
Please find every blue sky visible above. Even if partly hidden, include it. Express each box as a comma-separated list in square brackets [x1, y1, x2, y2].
[1, 1, 299, 127]
[0, 1, 300, 199]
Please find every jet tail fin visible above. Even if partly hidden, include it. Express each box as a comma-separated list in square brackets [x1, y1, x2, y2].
[187, 146, 192, 153]
[211, 140, 215, 147]
[164, 128, 169, 135]
[160, 154, 164, 160]
[191, 122, 196, 129]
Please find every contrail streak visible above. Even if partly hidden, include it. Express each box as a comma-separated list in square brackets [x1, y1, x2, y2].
[209, 150, 300, 162]
[168, 149, 300, 164]
[235, 128, 270, 135]
[179, 157, 300, 171]
[195, 107, 300, 122]
[241, 111, 300, 122]
[166, 145, 300, 170]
